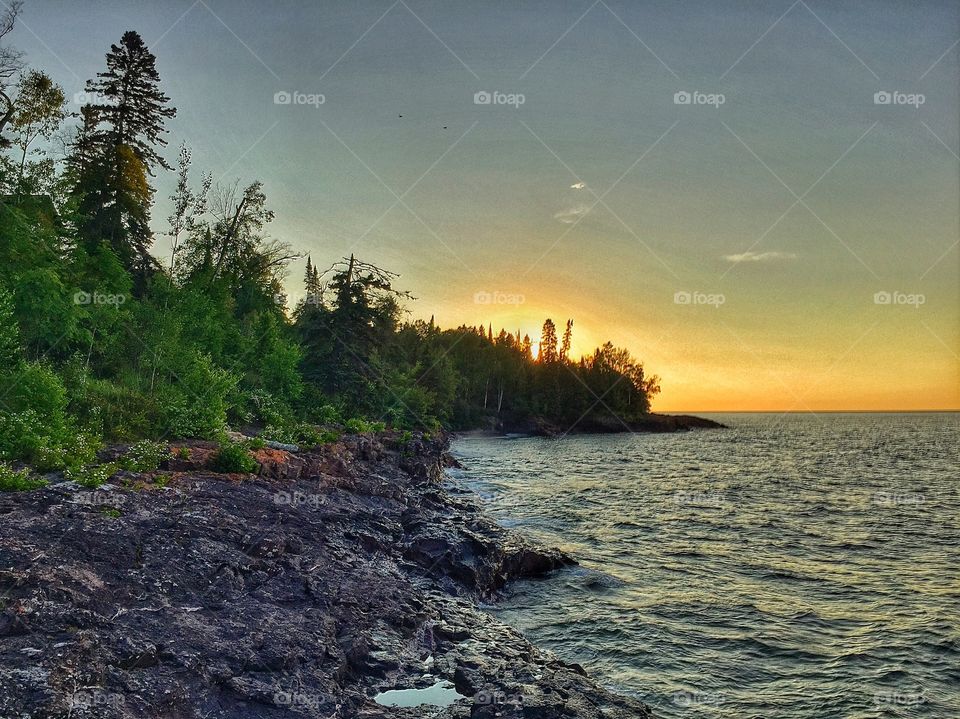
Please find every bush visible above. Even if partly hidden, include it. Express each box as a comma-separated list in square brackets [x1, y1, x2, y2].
[262, 421, 337, 447]
[65, 462, 117, 488]
[0, 364, 101, 472]
[68, 376, 159, 441]
[0, 463, 47, 492]
[160, 352, 239, 439]
[0, 410, 101, 472]
[211, 438, 258, 474]
[0, 284, 21, 370]
[247, 390, 291, 427]
[344, 417, 386, 434]
[120, 440, 169, 472]
[313, 403, 341, 425]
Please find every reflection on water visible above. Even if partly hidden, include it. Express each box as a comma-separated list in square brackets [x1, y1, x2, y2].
[451, 413, 960, 718]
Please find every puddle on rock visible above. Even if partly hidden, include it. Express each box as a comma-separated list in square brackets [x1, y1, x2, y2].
[374, 679, 465, 708]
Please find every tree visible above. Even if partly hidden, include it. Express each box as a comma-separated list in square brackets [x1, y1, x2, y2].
[0, 283, 20, 369]
[560, 319, 573, 361]
[71, 30, 176, 278]
[0, 1, 24, 148]
[4, 70, 66, 196]
[539, 318, 558, 363]
[296, 255, 410, 407]
[165, 144, 209, 273]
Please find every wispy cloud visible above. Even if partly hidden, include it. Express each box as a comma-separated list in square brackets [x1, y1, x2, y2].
[554, 204, 590, 223]
[570, 181, 586, 190]
[723, 250, 798, 263]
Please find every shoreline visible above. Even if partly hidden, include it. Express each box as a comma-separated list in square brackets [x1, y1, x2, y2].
[0, 431, 651, 718]
[457, 412, 726, 438]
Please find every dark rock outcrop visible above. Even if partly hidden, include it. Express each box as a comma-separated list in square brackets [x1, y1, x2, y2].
[0, 432, 651, 718]
[499, 412, 724, 436]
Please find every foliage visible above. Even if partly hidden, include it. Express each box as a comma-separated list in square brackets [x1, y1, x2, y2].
[211, 437, 257, 474]
[344, 417, 386, 434]
[0, 362, 101, 470]
[0, 462, 46, 492]
[120, 440, 168, 472]
[262, 420, 338, 447]
[0, 25, 664, 477]
[66, 461, 117, 488]
[0, 283, 20, 369]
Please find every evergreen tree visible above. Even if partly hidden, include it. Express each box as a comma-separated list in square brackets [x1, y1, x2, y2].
[70, 31, 176, 280]
[539, 318, 558, 363]
[560, 319, 573, 361]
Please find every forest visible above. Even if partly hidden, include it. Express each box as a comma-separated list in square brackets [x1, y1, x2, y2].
[0, 8, 660, 481]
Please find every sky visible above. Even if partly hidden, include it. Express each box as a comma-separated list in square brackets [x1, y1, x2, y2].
[11, 0, 960, 411]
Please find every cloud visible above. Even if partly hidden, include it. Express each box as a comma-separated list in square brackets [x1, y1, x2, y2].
[570, 182, 586, 190]
[723, 251, 798, 263]
[554, 204, 590, 224]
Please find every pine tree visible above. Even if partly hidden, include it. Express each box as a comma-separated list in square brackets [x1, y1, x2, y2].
[540, 318, 558, 363]
[560, 319, 573, 361]
[70, 30, 177, 280]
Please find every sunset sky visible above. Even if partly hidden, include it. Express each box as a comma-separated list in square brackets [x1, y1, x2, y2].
[14, 0, 959, 411]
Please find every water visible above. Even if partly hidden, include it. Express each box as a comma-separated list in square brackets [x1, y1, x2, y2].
[449, 413, 960, 718]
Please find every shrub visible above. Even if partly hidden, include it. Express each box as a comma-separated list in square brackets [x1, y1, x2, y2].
[211, 438, 258, 474]
[120, 440, 169, 472]
[313, 403, 341, 425]
[0, 284, 21, 370]
[0, 463, 47, 492]
[66, 462, 117, 488]
[160, 352, 239, 439]
[262, 421, 336, 447]
[344, 418, 385, 434]
[69, 377, 158, 441]
[0, 362, 102, 471]
[248, 390, 291, 427]
[0, 409, 101, 472]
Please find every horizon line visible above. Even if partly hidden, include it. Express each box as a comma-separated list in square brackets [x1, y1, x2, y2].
[657, 409, 960, 414]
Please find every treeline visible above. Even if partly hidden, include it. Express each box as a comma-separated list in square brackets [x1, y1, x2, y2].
[0, 12, 659, 476]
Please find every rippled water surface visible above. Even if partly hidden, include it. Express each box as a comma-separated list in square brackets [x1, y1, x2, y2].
[450, 413, 959, 718]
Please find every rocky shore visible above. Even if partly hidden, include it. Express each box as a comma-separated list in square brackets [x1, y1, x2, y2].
[498, 412, 725, 437]
[0, 432, 652, 718]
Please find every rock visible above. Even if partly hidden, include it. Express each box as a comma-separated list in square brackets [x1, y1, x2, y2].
[0, 431, 651, 718]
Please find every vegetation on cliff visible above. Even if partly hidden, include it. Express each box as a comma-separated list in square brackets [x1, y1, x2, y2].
[0, 11, 662, 479]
